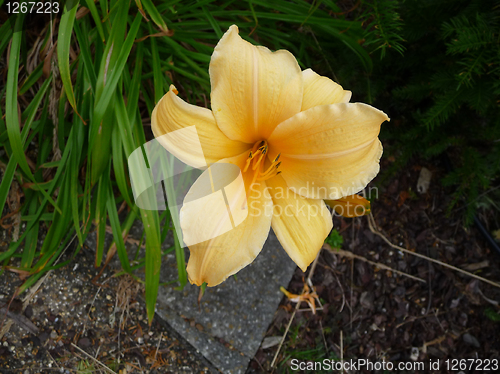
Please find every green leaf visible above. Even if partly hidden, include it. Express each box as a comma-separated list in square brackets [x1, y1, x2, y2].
[57, 0, 80, 111]
[5, 30, 60, 213]
[70, 113, 84, 248]
[0, 158, 18, 228]
[149, 24, 164, 103]
[5, 14, 29, 177]
[126, 41, 144, 123]
[0, 126, 73, 263]
[161, 36, 210, 80]
[141, 0, 169, 33]
[21, 196, 40, 269]
[325, 229, 344, 249]
[73, 19, 98, 92]
[90, 12, 142, 151]
[485, 307, 500, 322]
[202, 5, 223, 39]
[0, 19, 13, 57]
[19, 62, 44, 95]
[83, 0, 106, 42]
[111, 121, 133, 207]
[114, 92, 162, 324]
[106, 182, 131, 273]
[32, 171, 73, 273]
[91, 97, 115, 185]
[95, 168, 110, 268]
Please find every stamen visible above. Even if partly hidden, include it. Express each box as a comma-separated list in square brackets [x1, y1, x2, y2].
[252, 152, 265, 170]
[257, 168, 282, 181]
[246, 141, 281, 184]
[257, 172, 276, 181]
[260, 161, 280, 178]
[250, 163, 262, 185]
[243, 157, 253, 172]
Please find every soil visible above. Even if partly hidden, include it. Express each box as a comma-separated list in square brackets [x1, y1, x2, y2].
[249, 156, 500, 373]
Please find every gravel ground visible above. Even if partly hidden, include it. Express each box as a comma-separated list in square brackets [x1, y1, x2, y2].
[0, 242, 217, 374]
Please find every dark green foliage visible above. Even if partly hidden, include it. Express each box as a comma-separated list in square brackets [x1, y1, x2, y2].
[360, 0, 405, 59]
[485, 307, 500, 322]
[325, 228, 344, 249]
[333, 0, 500, 225]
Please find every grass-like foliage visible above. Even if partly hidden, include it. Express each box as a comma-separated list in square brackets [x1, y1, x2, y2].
[0, 0, 378, 323]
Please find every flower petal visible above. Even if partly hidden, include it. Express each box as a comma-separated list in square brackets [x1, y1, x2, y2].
[325, 194, 371, 218]
[268, 103, 388, 199]
[209, 25, 303, 143]
[301, 69, 351, 111]
[181, 166, 273, 287]
[267, 175, 332, 271]
[152, 85, 250, 168]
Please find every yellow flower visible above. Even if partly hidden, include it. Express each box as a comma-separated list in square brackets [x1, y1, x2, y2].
[151, 25, 389, 287]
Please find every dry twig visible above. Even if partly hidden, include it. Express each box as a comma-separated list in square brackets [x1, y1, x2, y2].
[367, 213, 500, 289]
[271, 249, 321, 368]
[71, 343, 117, 374]
[323, 243, 426, 283]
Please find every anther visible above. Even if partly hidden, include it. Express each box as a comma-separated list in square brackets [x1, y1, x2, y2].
[257, 168, 281, 181]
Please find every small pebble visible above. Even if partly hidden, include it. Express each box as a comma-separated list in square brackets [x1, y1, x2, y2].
[78, 338, 91, 348]
[24, 305, 34, 319]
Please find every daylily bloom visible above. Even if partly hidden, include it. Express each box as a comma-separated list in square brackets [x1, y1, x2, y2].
[152, 25, 389, 287]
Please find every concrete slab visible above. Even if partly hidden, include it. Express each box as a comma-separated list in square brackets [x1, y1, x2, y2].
[155, 231, 296, 374]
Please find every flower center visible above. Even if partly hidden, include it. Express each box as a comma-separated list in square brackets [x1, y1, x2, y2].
[243, 140, 281, 185]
